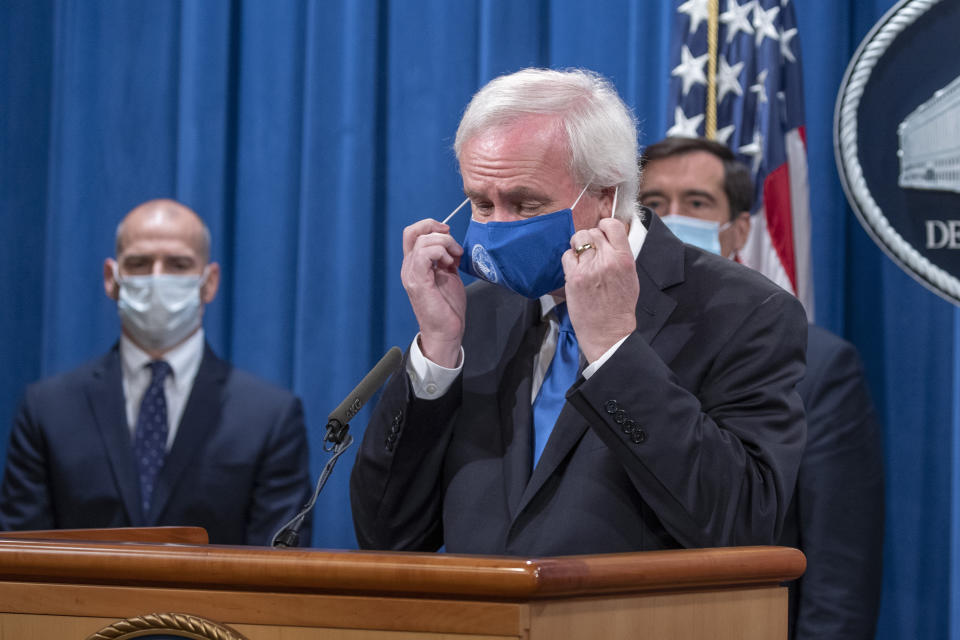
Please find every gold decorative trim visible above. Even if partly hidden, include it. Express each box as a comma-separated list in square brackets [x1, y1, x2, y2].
[86, 613, 248, 640]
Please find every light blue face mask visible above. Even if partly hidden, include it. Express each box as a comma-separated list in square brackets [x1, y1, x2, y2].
[661, 214, 731, 256]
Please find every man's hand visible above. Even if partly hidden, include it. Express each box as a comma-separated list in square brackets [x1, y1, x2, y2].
[561, 218, 639, 362]
[401, 219, 466, 368]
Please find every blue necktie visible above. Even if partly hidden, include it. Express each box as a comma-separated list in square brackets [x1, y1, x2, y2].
[134, 360, 171, 515]
[532, 303, 579, 467]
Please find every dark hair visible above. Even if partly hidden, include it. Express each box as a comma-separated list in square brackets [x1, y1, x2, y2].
[639, 137, 754, 221]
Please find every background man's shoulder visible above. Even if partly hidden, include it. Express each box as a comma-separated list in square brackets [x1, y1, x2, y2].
[220, 362, 301, 407]
[21, 349, 118, 401]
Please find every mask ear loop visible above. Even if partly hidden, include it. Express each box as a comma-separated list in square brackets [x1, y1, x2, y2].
[443, 197, 471, 224]
[718, 220, 736, 260]
[570, 183, 591, 210]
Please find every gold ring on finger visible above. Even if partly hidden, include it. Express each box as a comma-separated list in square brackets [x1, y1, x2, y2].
[575, 243, 594, 256]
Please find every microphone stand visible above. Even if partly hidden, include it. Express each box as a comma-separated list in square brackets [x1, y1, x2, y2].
[271, 346, 401, 548]
[270, 426, 354, 548]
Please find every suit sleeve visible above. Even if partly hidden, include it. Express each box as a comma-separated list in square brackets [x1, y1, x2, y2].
[792, 338, 884, 640]
[350, 354, 461, 551]
[566, 288, 807, 548]
[243, 395, 313, 546]
[0, 389, 56, 531]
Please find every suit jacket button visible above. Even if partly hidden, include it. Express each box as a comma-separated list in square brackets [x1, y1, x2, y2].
[622, 419, 635, 434]
[631, 430, 647, 444]
[613, 409, 627, 425]
[604, 400, 619, 414]
[393, 410, 403, 423]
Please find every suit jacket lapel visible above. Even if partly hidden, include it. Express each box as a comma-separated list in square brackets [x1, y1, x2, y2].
[146, 343, 228, 523]
[634, 213, 682, 344]
[85, 345, 143, 525]
[509, 214, 686, 526]
[491, 295, 542, 520]
[513, 403, 588, 518]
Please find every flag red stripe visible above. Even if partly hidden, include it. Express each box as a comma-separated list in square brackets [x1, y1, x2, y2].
[763, 164, 798, 291]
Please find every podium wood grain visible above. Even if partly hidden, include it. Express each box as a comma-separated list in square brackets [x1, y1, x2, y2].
[0, 528, 804, 639]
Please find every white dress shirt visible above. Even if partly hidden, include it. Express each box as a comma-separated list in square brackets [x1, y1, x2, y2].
[120, 328, 205, 450]
[408, 212, 648, 400]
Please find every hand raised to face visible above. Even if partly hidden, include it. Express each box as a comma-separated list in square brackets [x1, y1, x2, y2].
[400, 219, 466, 368]
[561, 217, 639, 363]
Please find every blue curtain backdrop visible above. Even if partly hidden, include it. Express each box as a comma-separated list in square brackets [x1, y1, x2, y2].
[0, 1, 955, 637]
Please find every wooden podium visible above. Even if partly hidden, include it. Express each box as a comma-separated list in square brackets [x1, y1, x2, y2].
[0, 528, 803, 639]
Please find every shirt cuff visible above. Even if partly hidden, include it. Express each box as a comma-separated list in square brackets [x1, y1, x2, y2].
[582, 334, 630, 379]
[407, 333, 464, 400]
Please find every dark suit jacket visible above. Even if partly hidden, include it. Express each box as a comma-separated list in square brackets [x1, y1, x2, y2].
[0, 343, 312, 546]
[351, 214, 807, 555]
[779, 325, 884, 640]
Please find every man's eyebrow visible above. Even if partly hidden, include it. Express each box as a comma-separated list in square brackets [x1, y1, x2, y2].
[464, 186, 552, 201]
[681, 189, 718, 202]
[501, 186, 550, 201]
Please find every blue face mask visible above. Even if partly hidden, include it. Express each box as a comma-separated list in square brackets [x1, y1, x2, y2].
[661, 214, 730, 256]
[458, 184, 593, 299]
[459, 208, 576, 298]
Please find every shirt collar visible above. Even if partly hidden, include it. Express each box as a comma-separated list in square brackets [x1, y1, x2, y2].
[539, 211, 647, 320]
[120, 328, 205, 390]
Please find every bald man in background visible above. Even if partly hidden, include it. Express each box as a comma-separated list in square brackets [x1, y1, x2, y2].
[0, 199, 312, 545]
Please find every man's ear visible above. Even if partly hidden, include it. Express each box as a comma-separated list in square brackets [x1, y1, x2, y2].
[596, 185, 620, 219]
[732, 211, 751, 253]
[103, 258, 119, 301]
[201, 263, 221, 304]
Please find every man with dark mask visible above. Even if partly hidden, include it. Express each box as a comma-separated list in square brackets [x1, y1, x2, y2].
[350, 68, 807, 556]
[640, 136, 884, 640]
[0, 199, 312, 545]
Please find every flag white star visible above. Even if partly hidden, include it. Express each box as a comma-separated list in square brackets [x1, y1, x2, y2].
[678, 0, 710, 34]
[720, 0, 755, 44]
[716, 124, 736, 146]
[753, 4, 781, 47]
[667, 106, 704, 138]
[717, 56, 745, 103]
[780, 27, 797, 63]
[739, 129, 765, 174]
[750, 69, 769, 104]
[671, 45, 708, 96]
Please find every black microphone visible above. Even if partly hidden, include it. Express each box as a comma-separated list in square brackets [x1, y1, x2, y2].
[272, 346, 403, 548]
[324, 346, 403, 447]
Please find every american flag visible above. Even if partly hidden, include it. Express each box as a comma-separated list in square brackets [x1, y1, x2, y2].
[665, 0, 814, 319]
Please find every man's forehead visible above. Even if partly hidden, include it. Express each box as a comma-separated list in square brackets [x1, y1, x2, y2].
[118, 235, 201, 258]
[117, 205, 207, 257]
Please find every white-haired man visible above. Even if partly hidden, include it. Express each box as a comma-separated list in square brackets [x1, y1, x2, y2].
[350, 68, 807, 555]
